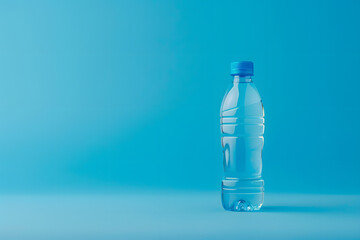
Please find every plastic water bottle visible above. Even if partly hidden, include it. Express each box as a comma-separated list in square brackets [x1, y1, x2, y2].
[220, 61, 265, 211]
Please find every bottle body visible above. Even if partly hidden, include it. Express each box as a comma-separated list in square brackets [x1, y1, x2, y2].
[220, 75, 264, 211]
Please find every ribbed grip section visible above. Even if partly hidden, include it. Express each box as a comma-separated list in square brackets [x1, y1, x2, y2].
[220, 115, 264, 179]
[220, 116, 264, 136]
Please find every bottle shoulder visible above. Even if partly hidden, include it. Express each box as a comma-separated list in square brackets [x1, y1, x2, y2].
[220, 83, 264, 117]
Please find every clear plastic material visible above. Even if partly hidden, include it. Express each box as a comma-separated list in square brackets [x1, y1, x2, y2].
[220, 75, 264, 211]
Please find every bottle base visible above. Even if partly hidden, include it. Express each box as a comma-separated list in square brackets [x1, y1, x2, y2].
[221, 179, 264, 212]
[222, 192, 263, 212]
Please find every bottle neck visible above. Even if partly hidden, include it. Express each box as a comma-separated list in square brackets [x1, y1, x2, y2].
[233, 75, 252, 83]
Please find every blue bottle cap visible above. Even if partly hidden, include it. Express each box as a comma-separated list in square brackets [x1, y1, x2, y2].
[230, 61, 254, 76]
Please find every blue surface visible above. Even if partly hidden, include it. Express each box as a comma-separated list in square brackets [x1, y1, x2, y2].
[0, 193, 359, 239]
[0, 0, 360, 195]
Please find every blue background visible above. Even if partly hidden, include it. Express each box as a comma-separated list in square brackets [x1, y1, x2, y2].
[0, 0, 359, 194]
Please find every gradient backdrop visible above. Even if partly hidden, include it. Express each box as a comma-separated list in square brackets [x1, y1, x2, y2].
[0, 0, 359, 194]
